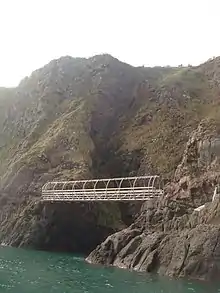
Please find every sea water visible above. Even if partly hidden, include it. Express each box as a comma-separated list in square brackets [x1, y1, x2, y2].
[0, 246, 219, 293]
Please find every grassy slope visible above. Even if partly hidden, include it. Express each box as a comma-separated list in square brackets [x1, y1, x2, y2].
[0, 55, 220, 249]
[2, 56, 220, 180]
[1, 57, 220, 189]
[117, 65, 219, 179]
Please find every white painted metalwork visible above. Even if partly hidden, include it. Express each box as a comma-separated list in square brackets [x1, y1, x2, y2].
[194, 185, 220, 212]
[212, 185, 220, 202]
[41, 175, 163, 202]
[194, 204, 205, 212]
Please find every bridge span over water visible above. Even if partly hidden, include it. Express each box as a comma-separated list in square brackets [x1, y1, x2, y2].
[42, 175, 164, 202]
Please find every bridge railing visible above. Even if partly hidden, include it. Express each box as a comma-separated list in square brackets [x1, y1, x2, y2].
[42, 175, 164, 202]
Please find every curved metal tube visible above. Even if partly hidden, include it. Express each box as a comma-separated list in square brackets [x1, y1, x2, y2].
[41, 175, 163, 202]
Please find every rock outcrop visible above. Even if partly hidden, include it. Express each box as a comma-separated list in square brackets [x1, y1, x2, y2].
[87, 198, 220, 280]
[87, 121, 220, 280]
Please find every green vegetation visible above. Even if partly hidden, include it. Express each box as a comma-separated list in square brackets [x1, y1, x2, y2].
[0, 54, 220, 250]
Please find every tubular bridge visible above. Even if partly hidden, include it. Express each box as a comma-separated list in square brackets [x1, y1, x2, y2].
[41, 175, 164, 202]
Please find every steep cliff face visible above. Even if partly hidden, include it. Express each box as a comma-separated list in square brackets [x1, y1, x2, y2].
[0, 55, 141, 252]
[167, 118, 220, 206]
[1, 54, 220, 256]
[87, 120, 220, 280]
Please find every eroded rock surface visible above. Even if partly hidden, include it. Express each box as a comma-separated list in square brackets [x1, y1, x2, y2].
[87, 121, 220, 280]
[87, 199, 220, 280]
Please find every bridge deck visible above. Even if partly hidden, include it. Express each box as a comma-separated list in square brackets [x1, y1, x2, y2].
[41, 175, 163, 202]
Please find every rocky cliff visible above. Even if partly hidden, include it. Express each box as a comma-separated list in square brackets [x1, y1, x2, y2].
[0, 54, 220, 273]
[87, 119, 220, 280]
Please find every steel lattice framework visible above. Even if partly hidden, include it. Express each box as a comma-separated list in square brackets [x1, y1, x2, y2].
[41, 175, 163, 202]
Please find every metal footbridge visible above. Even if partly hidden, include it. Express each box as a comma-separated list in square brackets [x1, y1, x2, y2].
[42, 175, 163, 202]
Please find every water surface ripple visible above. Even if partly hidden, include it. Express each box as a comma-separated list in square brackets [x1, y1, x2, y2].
[0, 246, 219, 293]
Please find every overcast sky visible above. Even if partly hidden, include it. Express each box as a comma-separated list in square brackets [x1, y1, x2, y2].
[0, 0, 220, 87]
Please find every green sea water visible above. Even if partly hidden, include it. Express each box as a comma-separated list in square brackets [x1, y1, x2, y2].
[0, 246, 219, 293]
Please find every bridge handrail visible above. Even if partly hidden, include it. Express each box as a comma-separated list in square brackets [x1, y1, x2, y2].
[43, 189, 163, 194]
[43, 186, 158, 192]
